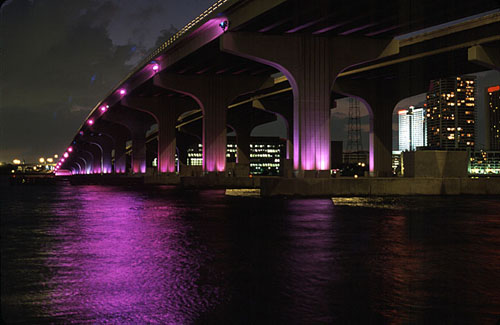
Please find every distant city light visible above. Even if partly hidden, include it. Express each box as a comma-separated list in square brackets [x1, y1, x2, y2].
[39, 157, 45, 163]
[119, 89, 126, 96]
[54, 154, 59, 158]
[47, 158, 54, 163]
[87, 119, 94, 125]
[63, 152, 69, 158]
[13, 159, 21, 165]
[100, 105, 108, 112]
[61, 158, 65, 162]
[68, 147, 73, 152]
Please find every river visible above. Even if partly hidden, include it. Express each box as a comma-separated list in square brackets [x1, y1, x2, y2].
[1, 179, 499, 323]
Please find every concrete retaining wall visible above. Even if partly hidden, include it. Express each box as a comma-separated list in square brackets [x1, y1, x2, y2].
[260, 177, 500, 197]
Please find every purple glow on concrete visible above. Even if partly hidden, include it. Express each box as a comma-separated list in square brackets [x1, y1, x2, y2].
[87, 119, 94, 126]
[63, 152, 69, 158]
[339, 23, 377, 36]
[365, 24, 401, 37]
[258, 19, 288, 33]
[119, 89, 126, 96]
[312, 23, 345, 35]
[285, 18, 324, 33]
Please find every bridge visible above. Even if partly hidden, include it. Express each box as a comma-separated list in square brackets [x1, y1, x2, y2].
[56, 0, 500, 193]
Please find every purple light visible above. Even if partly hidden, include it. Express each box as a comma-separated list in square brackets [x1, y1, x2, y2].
[119, 89, 126, 96]
[152, 63, 159, 72]
[79, 131, 84, 136]
[87, 119, 94, 125]
[68, 147, 73, 152]
[100, 105, 108, 112]
[61, 158, 65, 162]
[63, 152, 69, 158]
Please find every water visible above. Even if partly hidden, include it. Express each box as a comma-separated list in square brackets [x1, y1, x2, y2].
[1, 178, 499, 323]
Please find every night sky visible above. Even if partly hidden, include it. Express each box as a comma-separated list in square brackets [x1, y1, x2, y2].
[0, 0, 214, 163]
[0, 1, 499, 163]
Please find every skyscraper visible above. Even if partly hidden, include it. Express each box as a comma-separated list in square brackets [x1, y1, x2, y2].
[426, 75, 476, 150]
[398, 106, 427, 151]
[487, 85, 500, 150]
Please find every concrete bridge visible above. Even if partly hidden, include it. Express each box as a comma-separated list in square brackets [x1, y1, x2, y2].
[57, 0, 500, 191]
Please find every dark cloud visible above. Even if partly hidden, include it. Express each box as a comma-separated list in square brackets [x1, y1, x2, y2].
[0, 0, 213, 162]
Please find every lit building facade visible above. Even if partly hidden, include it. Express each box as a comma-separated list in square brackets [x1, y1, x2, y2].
[426, 75, 476, 150]
[398, 106, 427, 151]
[487, 85, 500, 150]
[469, 151, 500, 175]
[187, 144, 203, 166]
[186, 137, 286, 175]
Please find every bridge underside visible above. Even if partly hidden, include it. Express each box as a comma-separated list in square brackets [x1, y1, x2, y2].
[60, 0, 500, 180]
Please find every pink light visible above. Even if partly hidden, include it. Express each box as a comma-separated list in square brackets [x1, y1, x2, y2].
[79, 131, 84, 136]
[87, 119, 94, 125]
[100, 105, 108, 112]
[119, 89, 126, 96]
[63, 152, 69, 158]
[61, 158, 65, 162]
[68, 147, 73, 152]
[152, 63, 159, 72]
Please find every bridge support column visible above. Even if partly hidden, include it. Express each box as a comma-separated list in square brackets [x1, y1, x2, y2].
[232, 125, 251, 177]
[102, 105, 155, 174]
[77, 150, 94, 174]
[122, 96, 194, 174]
[89, 121, 130, 174]
[334, 79, 402, 177]
[114, 136, 127, 174]
[221, 32, 398, 175]
[82, 134, 114, 174]
[81, 143, 102, 174]
[154, 73, 266, 173]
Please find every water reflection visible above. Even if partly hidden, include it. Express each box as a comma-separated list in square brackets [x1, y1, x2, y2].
[1, 181, 499, 323]
[44, 186, 221, 323]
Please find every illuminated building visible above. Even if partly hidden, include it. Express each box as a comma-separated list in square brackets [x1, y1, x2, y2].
[249, 138, 286, 176]
[187, 144, 203, 166]
[426, 75, 476, 150]
[186, 137, 286, 175]
[398, 106, 427, 151]
[487, 85, 500, 150]
[469, 151, 500, 175]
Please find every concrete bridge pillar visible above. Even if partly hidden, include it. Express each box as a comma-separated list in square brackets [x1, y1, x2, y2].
[154, 73, 266, 173]
[74, 158, 86, 174]
[82, 133, 114, 174]
[227, 101, 278, 176]
[258, 97, 293, 160]
[334, 79, 402, 177]
[221, 32, 398, 175]
[89, 120, 130, 174]
[75, 149, 94, 174]
[102, 106, 155, 174]
[80, 142, 102, 174]
[121, 96, 194, 174]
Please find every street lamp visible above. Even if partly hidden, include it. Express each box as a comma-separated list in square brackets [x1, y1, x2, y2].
[39, 157, 45, 164]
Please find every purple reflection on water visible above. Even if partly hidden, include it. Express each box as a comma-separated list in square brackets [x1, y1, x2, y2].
[45, 186, 222, 323]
